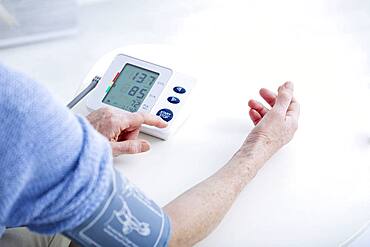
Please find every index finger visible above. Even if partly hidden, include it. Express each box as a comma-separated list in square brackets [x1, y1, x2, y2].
[125, 112, 168, 129]
[259, 88, 277, 107]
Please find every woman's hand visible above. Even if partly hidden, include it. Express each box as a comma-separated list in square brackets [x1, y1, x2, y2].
[86, 108, 167, 156]
[238, 81, 300, 163]
[164, 82, 299, 247]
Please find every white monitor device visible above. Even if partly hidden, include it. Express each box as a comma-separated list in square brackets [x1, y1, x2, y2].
[86, 53, 196, 140]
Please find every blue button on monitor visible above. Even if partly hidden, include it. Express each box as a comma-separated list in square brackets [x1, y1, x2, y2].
[173, 86, 186, 94]
[156, 108, 174, 122]
[167, 96, 180, 104]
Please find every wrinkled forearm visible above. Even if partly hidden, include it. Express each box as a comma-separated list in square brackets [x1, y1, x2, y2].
[164, 140, 269, 247]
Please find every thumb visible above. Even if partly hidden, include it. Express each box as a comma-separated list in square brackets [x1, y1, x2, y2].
[272, 81, 294, 114]
[111, 139, 151, 156]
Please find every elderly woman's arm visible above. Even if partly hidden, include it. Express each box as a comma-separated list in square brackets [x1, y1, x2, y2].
[165, 82, 300, 247]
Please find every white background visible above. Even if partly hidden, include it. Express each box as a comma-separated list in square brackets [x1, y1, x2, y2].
[0, 0, 370, 246]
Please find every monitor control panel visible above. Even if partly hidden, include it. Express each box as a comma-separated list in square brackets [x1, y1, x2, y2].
[86, 53, 196, 140]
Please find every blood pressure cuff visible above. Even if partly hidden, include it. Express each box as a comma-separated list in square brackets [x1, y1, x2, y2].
[64, 170, 171, 247]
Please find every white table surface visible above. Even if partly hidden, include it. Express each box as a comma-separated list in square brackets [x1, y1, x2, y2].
[1, 0, 369, 246]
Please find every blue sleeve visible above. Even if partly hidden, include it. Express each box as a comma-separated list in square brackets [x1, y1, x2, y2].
[0, 64, 113, 234]
[64, 170, 171, 247]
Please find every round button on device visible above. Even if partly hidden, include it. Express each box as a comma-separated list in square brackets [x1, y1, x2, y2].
[156, 108, 174, 122]
[173, 86, 186, 94]
[167, 96, 180, 104]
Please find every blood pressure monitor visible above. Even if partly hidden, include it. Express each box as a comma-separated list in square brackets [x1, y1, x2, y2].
[85, 53, 196, 140]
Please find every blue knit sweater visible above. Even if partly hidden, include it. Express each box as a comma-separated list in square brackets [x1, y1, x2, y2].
[0, 64, 113, 236]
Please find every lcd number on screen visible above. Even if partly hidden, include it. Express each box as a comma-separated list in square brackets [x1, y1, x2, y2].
[103, 64, 159, 112]
[126, 72, 156, 110]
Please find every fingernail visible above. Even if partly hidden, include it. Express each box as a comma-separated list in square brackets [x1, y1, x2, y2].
[141, 141, 150, 152]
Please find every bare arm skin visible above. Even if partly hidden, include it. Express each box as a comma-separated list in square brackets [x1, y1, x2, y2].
[163, 142, 268, 247]
[165, 81, 300, 247]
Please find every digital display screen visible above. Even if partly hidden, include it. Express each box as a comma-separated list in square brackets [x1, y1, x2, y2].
[102, 64, 159, 112]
